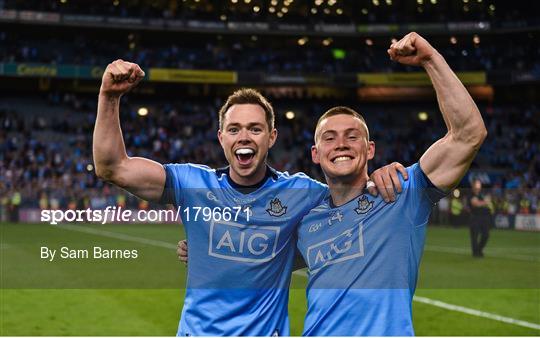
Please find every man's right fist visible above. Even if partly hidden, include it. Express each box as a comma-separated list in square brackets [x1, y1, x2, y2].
[100, 59, 145, 97]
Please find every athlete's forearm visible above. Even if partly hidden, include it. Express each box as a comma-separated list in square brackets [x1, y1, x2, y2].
[93, 93, 129, 181]
[423, 53, 487, 147]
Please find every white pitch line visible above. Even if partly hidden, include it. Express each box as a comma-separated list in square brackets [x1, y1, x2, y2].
[56, 224, 540, 331]
[424, 245, 539, 262]
[292, 271, 540, 331]
[413, 296, 540, 331]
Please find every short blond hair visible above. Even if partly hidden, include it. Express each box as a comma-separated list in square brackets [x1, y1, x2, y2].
[314, 106, 369, 143]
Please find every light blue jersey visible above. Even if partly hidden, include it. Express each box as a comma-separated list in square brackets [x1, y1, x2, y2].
[161, 164, 328, 336]
[297, 163, 446, 336]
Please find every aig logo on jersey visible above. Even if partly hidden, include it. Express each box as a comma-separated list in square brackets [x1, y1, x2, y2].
[306, 224, 364, 274]
[209, 221, 280, 263]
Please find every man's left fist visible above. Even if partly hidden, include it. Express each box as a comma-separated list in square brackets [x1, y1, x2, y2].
[387, 32, 438, 67]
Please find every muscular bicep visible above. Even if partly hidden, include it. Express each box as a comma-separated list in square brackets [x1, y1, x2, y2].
[419, 134, 479, 191]
[107, 157, 166, 202]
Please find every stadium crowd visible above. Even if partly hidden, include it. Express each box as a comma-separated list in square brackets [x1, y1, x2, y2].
[1, 93, 538, 221]
[3, 0, 537, 25]
[1, 29, 539, 74]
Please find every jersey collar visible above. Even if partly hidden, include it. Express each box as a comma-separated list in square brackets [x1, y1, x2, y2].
[216, 165, 278, 194]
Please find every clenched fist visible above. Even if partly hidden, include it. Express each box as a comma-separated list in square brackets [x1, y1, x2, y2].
[100, 59, 145, 98]
[387, 32, 439, 67]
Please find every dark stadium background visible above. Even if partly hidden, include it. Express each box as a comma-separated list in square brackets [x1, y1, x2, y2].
[1, 0, 539, 336]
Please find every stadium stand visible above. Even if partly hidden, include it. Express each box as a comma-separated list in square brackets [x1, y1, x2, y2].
[0, 0, 538, 227]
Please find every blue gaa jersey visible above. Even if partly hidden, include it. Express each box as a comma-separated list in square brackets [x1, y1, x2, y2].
[161, 163, 327, 336]
[297, 163, 446, 336]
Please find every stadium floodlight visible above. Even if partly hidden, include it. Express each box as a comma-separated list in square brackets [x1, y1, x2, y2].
[138, 107, 149, 116]
[418, 112, 428, 121]
[253, 6, 260, 12]
[285, 111, 295, 120]
[336, 8, 343, 15]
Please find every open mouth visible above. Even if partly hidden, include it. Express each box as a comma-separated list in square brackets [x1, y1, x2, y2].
[332, 155, 353, 164]
[235, 148, 256, 166]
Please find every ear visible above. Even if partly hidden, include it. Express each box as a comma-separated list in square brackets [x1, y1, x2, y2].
[311, 144, 320, 164]
[218, 129, 224, 147]
[268, 128, 278, 148]
[367, 141, 375, 161]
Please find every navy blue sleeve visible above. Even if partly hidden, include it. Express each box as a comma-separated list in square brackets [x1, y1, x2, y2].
[418, 164, 449, 204]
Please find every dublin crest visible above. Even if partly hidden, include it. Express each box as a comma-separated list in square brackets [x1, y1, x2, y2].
[354, 195, 374, 214]
[266, 198, 287, 217]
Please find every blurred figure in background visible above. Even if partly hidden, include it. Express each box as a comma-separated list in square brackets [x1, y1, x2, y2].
[468, 179, 492, 257]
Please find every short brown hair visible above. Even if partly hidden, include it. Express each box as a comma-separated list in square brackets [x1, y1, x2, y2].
[218, 88, 275, 131]
[315, 106, 369, 142]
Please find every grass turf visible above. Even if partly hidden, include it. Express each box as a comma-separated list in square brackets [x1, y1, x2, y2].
[1, 222, 538, 335]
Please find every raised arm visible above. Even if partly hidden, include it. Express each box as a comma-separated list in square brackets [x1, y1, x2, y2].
[93, 59, 166, 202]
[388, 33, 487, 191]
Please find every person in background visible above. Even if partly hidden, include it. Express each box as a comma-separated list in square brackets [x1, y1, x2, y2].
[469, 179, 491, 257]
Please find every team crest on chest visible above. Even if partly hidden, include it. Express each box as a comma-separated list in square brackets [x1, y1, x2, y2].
[354, 195, 374, 214]
[266, 198, 287, 217]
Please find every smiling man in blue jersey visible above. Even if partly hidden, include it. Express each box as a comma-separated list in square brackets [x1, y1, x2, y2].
[296, 32, 487, 336]
[93, 59, 404, 335]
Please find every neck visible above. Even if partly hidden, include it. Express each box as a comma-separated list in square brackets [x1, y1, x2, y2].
[326, 172, 369, 207]
[229, 165, 268, 186]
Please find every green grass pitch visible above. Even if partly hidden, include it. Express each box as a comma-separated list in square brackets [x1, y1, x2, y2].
[1, 222, 539, 335]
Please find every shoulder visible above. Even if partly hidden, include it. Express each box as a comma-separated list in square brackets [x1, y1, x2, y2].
[275, 170, 328, 191]
[162, 163, 223, 189]
[299, 198, 331, 225]
[163, 163, 217, 177]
